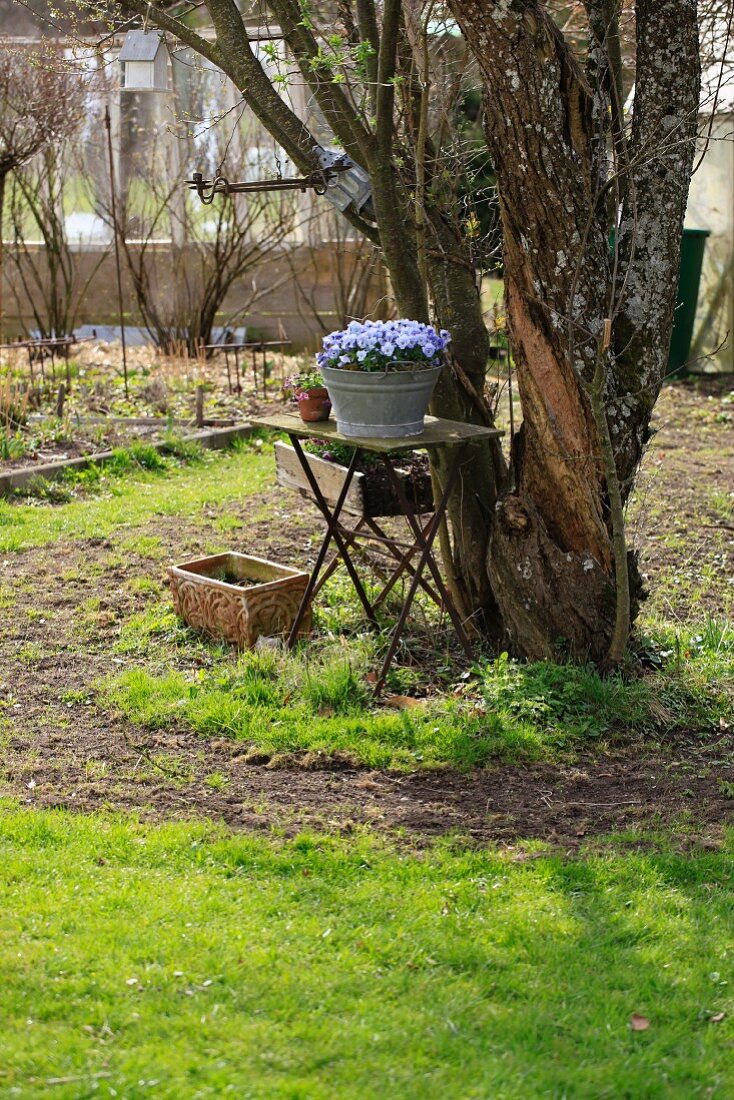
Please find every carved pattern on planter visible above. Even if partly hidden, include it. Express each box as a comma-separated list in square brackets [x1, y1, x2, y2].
[169, 553, 311, 649]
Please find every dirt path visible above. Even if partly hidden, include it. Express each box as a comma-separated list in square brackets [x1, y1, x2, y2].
[7, 706, 733, 849]
[2, 378, 733, 847]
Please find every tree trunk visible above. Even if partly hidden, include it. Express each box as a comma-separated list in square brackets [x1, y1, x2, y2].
[449, 0, 700, 660]
[366, 164, 505, 629]
[0, 170, 6, 344]
[427, 232, 507, 636]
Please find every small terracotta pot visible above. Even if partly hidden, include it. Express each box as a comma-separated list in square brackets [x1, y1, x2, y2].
[297, 387, 332, 422]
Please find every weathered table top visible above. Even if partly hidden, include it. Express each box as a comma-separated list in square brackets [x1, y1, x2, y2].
[252, 412, 503, 454]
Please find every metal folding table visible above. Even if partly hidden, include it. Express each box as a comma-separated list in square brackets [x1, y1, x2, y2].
[254, 412, 502, 693]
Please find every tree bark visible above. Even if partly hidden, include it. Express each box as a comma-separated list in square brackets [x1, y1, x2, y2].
[0, 170, 6, 344]
[450, 0, 699, 660]
[427, 226, 507, 635]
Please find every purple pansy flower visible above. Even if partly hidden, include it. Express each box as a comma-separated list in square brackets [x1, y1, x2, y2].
[316, 319, 451, 374]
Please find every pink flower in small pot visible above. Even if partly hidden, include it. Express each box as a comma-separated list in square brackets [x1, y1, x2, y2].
[296, 386, 331, 423]
[284, 368, 332, 422]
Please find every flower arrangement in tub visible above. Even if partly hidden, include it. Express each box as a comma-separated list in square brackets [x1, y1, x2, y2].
[316, 319, 452, 438]
[317, 318, 451, 373]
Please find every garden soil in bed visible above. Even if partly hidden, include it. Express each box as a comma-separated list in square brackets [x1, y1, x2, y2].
[0, 377, 733, 848]
[0, 338, 297, 474]
[360, 452, 433, 517]
[0, 419, 181, 473]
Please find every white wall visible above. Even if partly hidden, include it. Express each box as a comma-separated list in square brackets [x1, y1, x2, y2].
[685, 113, 734, 373]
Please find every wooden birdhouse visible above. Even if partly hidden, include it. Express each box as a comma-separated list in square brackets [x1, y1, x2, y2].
[119, 30, 169, 92]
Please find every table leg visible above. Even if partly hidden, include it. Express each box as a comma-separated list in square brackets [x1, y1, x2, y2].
[382, 453, 472, 650]
[286, 438, 378, 646]
[311, 516, 367, 597]
[313, 516, 436, 605]
[363, 518, 443, 608]
[373, 449, 472, 695]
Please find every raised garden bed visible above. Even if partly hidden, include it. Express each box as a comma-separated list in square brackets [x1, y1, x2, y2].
[169, 551, 312, 648]
[0, 417, 178, 474]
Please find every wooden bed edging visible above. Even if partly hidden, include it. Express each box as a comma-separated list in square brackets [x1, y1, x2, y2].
[0, 424, 252, 496]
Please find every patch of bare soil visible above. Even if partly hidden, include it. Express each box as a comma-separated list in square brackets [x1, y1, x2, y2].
[1, 378, 733, 847]
[7, 694, 734, 849]
[628, 376, 734, 621]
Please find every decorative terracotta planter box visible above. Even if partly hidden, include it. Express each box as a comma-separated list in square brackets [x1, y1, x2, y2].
[169, 552, 311, 648]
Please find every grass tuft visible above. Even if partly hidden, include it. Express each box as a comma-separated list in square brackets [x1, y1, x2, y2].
[301, 656, 371, 715]
[105, 617, 734, 771]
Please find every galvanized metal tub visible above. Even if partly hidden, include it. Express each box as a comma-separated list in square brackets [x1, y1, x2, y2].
[320, 362, 443, 438]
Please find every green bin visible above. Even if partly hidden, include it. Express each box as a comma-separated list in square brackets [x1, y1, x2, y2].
[668, 227, 710, 375]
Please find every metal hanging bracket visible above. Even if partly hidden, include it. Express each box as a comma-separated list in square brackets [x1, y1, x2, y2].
[186, 160, 350, 205]
[187, 146, 375, 220]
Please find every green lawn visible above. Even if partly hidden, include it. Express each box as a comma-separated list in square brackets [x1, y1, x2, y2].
[1, 804, 733, 1099]
[105, 624, 734, 769]
[0, 443, 269, 554]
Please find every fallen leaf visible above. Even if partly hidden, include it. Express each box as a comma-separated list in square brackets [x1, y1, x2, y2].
[355, 775, 380, 790]
[630, 1014, 650, 1031]
[383, 694, 423, 710]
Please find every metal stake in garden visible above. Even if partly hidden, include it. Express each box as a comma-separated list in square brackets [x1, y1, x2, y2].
[104, 106, 129, 399]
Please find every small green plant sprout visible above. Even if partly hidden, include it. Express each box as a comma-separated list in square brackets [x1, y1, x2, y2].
[203, 771, 229, 791]
[0, 428, 26, 461]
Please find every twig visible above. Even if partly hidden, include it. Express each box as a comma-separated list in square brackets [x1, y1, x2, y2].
[44, 1074, 112, 1087]
[563, 799, 640, 808]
